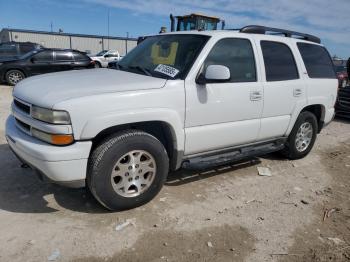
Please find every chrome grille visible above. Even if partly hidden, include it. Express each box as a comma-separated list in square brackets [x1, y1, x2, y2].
[15, 117, 31, 134]
[14, 99, 31, 115]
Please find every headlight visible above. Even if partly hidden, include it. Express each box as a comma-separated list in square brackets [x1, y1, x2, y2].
[32, 128, 74, 145]
[31, 106, 71, 124]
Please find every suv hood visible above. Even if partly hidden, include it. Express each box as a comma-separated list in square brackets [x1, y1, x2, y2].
[13, 69, 167, 108]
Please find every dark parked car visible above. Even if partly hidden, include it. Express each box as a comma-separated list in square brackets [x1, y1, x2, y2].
[0, 41, 43, 62]
[336, 86, 350, 119]
[0, 49, 95, 85]
[335, 64, 348, 88]
[107, 59, 119, 69]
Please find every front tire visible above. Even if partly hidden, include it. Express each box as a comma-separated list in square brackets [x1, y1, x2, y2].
[6, 70, 25, 86]
[282, 111, 318, 160]
[94, 61, 102, 68]
[88, 130, 169, 211]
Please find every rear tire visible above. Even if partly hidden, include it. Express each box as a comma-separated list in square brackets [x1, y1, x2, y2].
[282, 111, 318, 160]
[6, 70, 25, 86]
[88, 130, 169, 211]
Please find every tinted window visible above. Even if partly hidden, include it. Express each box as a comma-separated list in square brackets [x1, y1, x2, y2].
[19, 44, 35, 54]
[204, 38, 256, 82]
[0, 43, 17, 56]
[55, 51, 74, 61]
[105, 53, 119, 57]
[73, 52, 89, 61]
[297, 43, 336, 79]
[32, 51, 53, 62]
[261, 41, 299, 81]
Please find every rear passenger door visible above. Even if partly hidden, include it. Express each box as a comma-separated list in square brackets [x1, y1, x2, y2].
[256, 40, 306, 140]
[53, 51, 75, 72]
[73, 52, 91, 69]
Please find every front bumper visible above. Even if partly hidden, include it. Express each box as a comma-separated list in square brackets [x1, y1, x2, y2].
[5, 116, 92, 188]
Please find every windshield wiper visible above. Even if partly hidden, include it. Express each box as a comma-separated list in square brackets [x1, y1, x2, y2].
[127, 65, 153, 77]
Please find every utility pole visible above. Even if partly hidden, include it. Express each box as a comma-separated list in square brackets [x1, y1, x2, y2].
[50, 22, 53, 32]
[125, 32, 129, 55]
[107, 10, 110, 50]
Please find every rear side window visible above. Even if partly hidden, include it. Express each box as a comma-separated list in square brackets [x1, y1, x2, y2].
[261, 41, 299, 81]
[32, 51, 54, 62]
[73, 52, 89, 61]
[19, 44, 35, 54]
[297, 43, 336, 79]
[204, 38, 256, 82]
[55, 51, 74, 61]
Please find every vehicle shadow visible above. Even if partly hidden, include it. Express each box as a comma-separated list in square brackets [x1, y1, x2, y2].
[165, 158, 260, 187]
[333, 116, 350, 124]
[0, 142, 261, 214]
[0, 143, 107, 214]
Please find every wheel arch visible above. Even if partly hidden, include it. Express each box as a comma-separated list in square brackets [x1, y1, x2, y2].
[90, 121, 181, 171]
[301, 104, 326, 133]
[5, 68, 27, 81]
[93, 60, 102, 67]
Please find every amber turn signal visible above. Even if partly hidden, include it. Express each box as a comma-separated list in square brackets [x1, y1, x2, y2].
[31, 128, 74, 145]
[51, 134, 74, 145]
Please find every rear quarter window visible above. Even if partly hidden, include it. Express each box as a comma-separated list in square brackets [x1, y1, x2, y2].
[73, 52, 89, 61]
[297, 43, 336, 79]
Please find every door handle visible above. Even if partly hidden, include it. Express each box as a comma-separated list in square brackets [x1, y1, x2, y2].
[250, 91, 263, 101]
[293, 88, 302, 97]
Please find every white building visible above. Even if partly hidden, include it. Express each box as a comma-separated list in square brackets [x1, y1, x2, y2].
[0, 28, 137, 56]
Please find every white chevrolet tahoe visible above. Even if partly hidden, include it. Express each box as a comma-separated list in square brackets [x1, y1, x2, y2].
[6, 26, 337, 210]
[90, 50, 122, 68]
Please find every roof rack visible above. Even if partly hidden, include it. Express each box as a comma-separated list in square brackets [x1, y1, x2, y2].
[240, 25, 321, 44]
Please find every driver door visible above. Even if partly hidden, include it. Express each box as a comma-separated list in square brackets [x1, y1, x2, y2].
[27, 50, 54, 75]
[184, 37, 263, 155]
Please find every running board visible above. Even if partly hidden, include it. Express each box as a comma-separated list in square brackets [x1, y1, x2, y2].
[182, 139, 286, 170]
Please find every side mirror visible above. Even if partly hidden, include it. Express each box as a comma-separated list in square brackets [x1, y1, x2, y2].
[30, 57, 36, 63]
[196, 65, 230, 85]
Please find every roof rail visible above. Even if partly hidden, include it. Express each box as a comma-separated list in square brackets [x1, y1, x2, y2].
[240, 25, 321, 44]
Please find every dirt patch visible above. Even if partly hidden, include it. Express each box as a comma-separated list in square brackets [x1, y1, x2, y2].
[74, 224, 255, 262]
[280, 140, 350, 262]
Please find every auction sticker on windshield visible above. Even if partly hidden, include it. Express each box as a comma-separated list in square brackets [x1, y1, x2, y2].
[154, 64, 179, 78]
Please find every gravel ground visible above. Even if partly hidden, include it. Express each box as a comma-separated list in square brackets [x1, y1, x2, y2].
[0, 84, 349, 262]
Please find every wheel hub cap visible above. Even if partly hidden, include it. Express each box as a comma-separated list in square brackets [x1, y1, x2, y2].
[111, 150, 156, 197]
[8, 72, 23, 84]
[295, 122, 313, 152]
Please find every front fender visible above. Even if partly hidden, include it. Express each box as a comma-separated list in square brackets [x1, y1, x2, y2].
[80, 108, 185, 152]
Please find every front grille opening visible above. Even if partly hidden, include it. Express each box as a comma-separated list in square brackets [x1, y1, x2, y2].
[14, 99, 30, 115]
[15, 118, 30, 132]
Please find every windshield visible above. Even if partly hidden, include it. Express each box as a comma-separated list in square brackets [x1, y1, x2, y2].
[0, 43, 17, 56]
[118, 34, 210, 79]
[96, 50, 108, 56]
